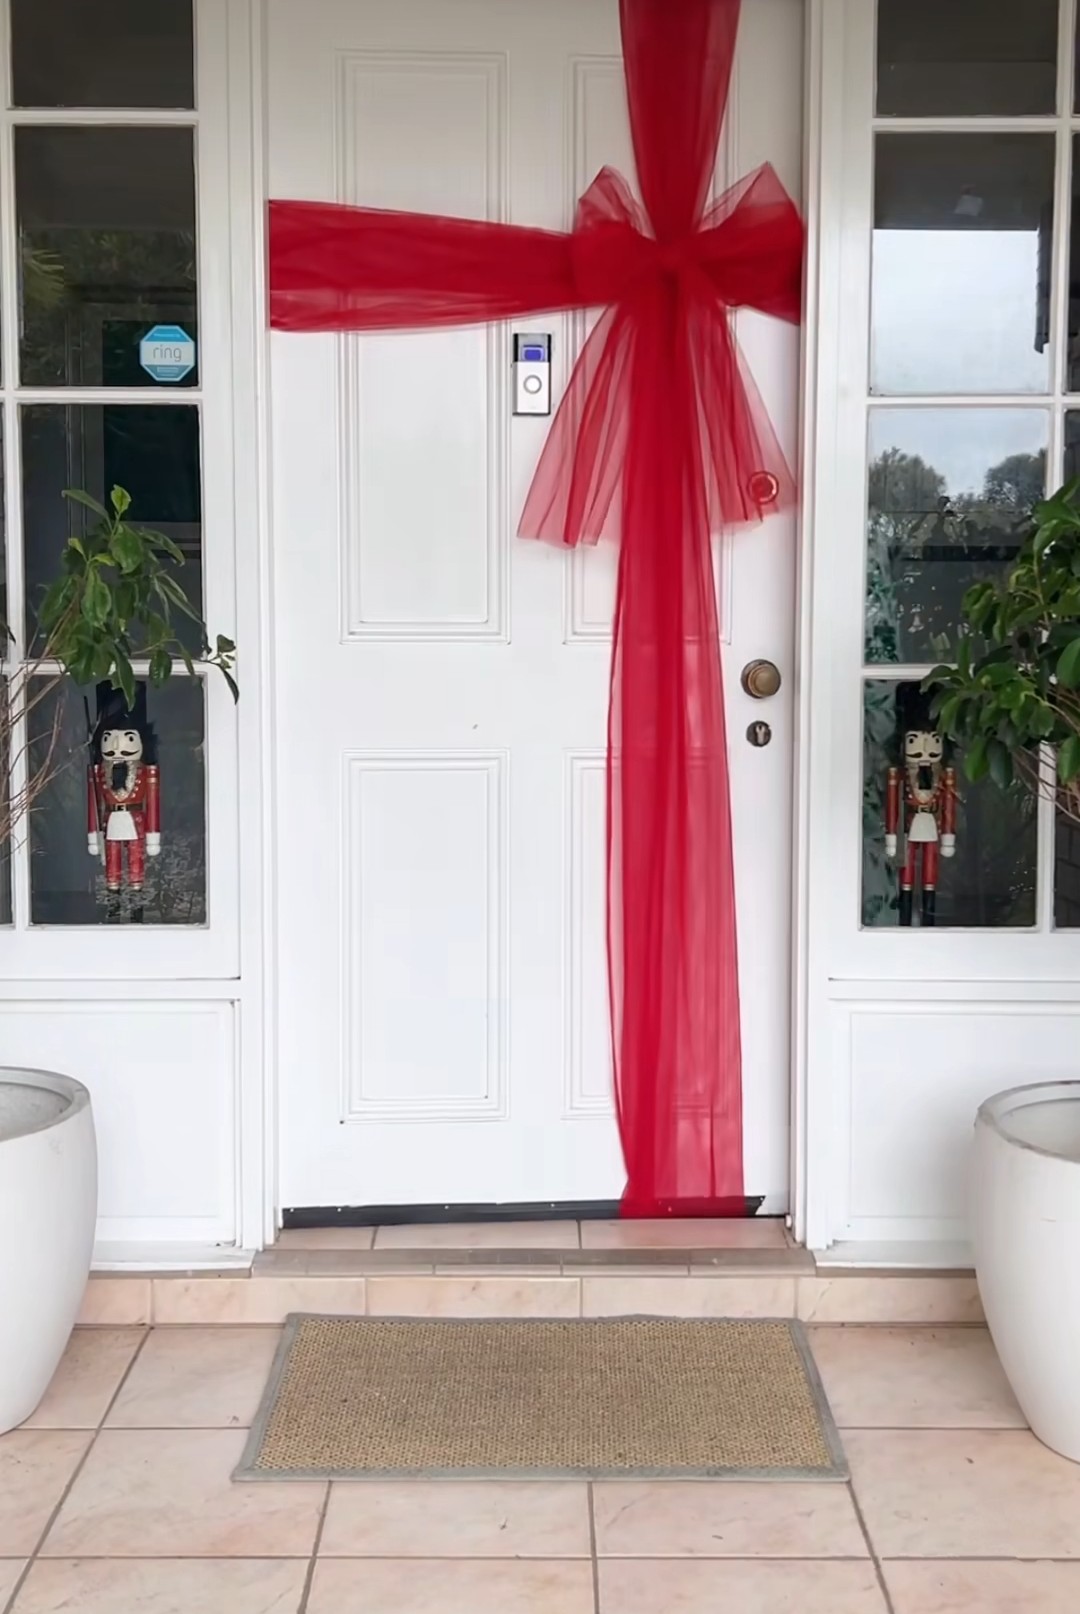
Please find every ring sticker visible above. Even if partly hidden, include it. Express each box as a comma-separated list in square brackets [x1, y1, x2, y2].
[748, 470, 780, 507]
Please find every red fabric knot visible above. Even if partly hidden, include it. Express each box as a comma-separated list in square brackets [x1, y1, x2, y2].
[569, 217, 650, 307]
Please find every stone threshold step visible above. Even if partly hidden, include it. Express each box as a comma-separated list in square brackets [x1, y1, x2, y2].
[253, 1245, 817, 1276]
[78, 1266, 985, 1329]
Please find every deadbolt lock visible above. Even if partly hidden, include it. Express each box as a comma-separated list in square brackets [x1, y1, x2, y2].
[741, 659, 782, 699]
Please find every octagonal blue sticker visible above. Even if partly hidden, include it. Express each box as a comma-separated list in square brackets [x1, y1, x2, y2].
[139, 323, 196, 384]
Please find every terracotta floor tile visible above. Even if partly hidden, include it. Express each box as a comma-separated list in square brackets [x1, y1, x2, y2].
[581, 1275, 795, 1317]
[320, 1480, 591, 1557]
[581, 1218, 787, 1250]
[848, 1429, 1080, 1558]
[884, 1560, 1080, 1614]
[0, 1562, 25, 1605]
[275, 1227, 375, 1250]
[598, 1559, 888, 1613]
[152, 1277, 366, 1325]
[9, 1558, 308, 1614]
[76, 1278, 152, 1327]
[809, 1326, 1025, 1429]
[592, 1480, 866, 1557]
[41, 1429, 324, 1558]
[798, 1276, 983, 1326]
[0, 1432, 90, 1556]
[374, 1222, 579, 1250]
[21, 1330, 145, 1430]
[306, 1559, 594, 1614]
[365, 1276, 579, 1316]
[106, 1327, 280, 1429]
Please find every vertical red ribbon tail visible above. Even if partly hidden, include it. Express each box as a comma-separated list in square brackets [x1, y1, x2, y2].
[611, 0, 745, 1215]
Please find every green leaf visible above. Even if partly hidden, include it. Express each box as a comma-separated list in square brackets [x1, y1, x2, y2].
[221, 667, 239, 704]
[1057, 636, 1080, 689]
[987, 739, 1014, 790]
[1059, 734, 1080, 784]
[114, 652, 136, 709]
[108, 524, 143, 574]
[1030, 703, 1057, 739]
[149, 646, 172, 686]
[149, 531, 185, 565]
[216, 634, 236, 656]
[62, 488, 109, 520]
[965, 735, 989, 782]
[81, 569, 111, 629]
[109, 486, 132, 517]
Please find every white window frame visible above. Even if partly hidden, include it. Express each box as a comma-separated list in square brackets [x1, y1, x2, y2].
[813, 0, 1080, 982]
[797, 0, 1080, 1251]
[0, 0, 240, 979]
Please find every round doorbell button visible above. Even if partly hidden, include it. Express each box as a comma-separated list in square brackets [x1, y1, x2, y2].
[523, 374, 543, 394]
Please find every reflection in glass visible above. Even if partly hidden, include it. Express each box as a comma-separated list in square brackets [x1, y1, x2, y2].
[21, 404, 203, 653]
[864, 409, 1046, 666]
[1055, 814, 1080, 928]
[862, 680, 1037, 929]
[0, 681, 11, 928]
[17, 127, 197, 388]
[872, 133, 1054, 396]
[1066, 145, 1080, 392]
[27, 677, 207, 926]
[11, 0, 194, 109]
[877, 0, 1059, 118]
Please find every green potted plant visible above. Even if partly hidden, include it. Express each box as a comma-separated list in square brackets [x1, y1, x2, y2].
[925, 476, 1080, 1464]
[0, 483, 236, 1434]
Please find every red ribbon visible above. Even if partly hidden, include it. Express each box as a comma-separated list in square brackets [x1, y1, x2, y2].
[270, 0, 803, 1215]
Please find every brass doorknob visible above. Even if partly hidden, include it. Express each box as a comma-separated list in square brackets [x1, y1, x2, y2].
[741, 659, 782, 699]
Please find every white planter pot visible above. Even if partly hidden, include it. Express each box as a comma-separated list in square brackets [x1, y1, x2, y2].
[973, 1081, 1080, 1462]
[0, 1069, 97, 1434]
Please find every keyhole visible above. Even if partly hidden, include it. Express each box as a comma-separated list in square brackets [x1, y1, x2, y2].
[746, 720, 772, 748]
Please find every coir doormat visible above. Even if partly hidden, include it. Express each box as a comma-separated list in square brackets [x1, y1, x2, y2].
[234, 1314, 847, 1482]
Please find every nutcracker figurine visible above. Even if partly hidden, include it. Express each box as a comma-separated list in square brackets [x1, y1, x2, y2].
[885, 682, 957, 928]
[87, 682, 161, 896]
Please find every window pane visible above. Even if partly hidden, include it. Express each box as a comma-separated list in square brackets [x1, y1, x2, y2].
[27, 676, 207, 926]
[11, 0, 194, 109]
[1055, 814, 1080, 928]
[865, 409, 1047, 665]
[1065, 138, 1080, 391]
[0, 681, 11, 928]
[872, 133, 1054, 396]
[878, 0, 1059, 117]
[17, 127, 197, 388]
[862, 680, 1037, 929]
[21, 403, 203, 655]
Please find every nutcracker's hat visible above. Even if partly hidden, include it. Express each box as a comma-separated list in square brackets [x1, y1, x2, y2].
[895, 680, 937, 737]
[91, 680, 158, 765]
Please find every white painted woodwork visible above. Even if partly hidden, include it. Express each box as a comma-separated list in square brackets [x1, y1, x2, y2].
[0, 1000, 236, 1245]
[798, 0, 1080, 1254]
[269, 0, 803, 1210]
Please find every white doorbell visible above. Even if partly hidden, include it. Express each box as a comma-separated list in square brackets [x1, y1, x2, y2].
[513, 333, 552, 416]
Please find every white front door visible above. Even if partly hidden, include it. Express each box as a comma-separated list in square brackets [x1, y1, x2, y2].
[269, 0, 803, 1212]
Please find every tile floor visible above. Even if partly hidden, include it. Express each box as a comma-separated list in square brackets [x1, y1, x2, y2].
[3, 1320, 1080, 1611]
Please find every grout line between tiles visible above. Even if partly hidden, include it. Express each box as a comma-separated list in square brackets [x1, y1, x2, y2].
[834, 1424, 1029, 1433]
[587, 1483, 601, 1614]
[297, 1482, 332, 1614]
[1, 1327, 153, 1614]
[846, 1476, 897, 1614]
[15, 1552, 1079, 1565]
